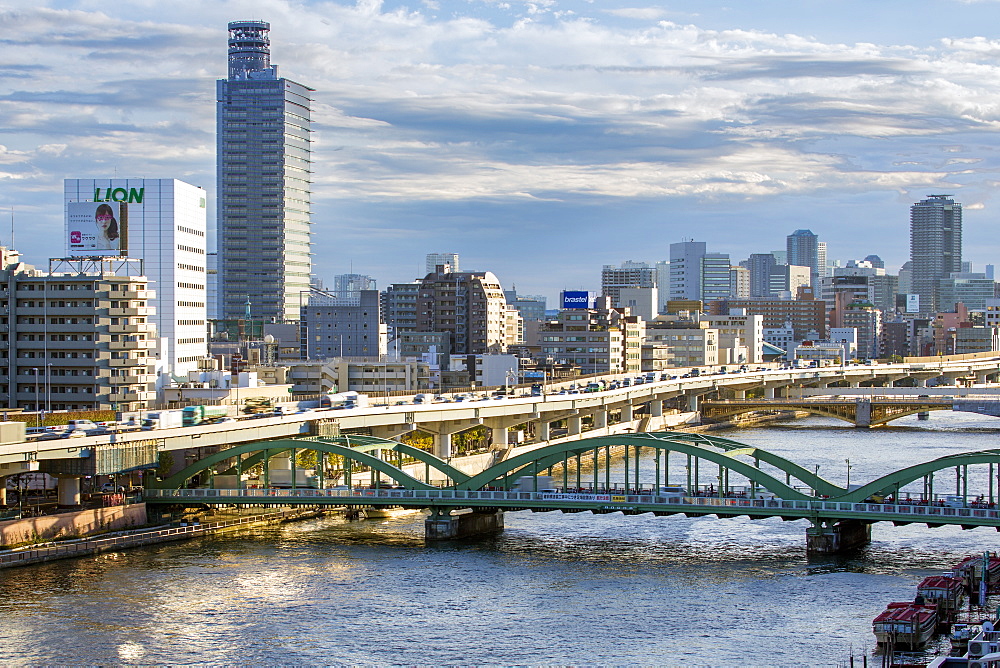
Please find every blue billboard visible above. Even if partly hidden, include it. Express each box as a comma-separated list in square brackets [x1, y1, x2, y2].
[561, 291, 591, 309]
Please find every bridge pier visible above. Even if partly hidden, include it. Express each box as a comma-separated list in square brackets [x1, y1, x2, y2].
[592, 409, 608, 430]
[855, 400, 871, 428]
[56, 475, 82, 507]
[806, 520, 871, 554]
[0, 476, 5, 506]
[650, 400, 663, 418]
[568, 415, 583, 436]
[425, 509, 504, 540]
[537, 420, 551, 441]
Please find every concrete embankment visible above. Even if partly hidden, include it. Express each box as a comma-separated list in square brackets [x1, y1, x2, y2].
[0, 507, 321, 569]
[0, 502, 149, 547]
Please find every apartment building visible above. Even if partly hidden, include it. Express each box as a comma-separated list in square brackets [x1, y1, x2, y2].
[0, 250, 156, 411]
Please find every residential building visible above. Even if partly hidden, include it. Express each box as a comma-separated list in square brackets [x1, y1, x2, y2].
[840, 301, 882, 359]
[217, 20, 313, 323]
[617, 287, 658, 322]
[716, 287, 827, 339]
[425, 253, 460, 275]
[729, 265, 750, 299]
[415, 268, 514, 355]
[382, 283, 420, 337]
[0, 250, 156, 411]
[300, 289, 386, 359]
[286, 358, 430, 394]
[537, 305, 643, 374]
[910, 194, 962, 315]
[644, 316, 719, 368]
[65, 178, 208, 381]
[601, 261, 656, 306]
[701, 312, 764, 364]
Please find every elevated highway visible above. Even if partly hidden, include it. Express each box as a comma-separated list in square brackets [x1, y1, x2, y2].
[2, 357, 999, 489]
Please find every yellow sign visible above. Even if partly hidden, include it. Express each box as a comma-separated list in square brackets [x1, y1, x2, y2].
[611, 495, 627, 502]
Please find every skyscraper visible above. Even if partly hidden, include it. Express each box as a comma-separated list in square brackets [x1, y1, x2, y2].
[786, 229, 824, 287]
[217, 20, 313, 323]
[910, 195, 962, 314]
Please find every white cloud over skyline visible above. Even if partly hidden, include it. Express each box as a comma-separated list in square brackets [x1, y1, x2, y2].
[1, 0, 999, 301]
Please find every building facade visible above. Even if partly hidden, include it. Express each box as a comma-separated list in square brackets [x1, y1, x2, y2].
[65, 178, 208, 380]
[601, 261, 656, 306]
[217, 20, 313, 323]
[300, 289, 386, 359]
[786, 229, 826, 287]
[415, 269, 514, 355]
[0, 250, 156, 412]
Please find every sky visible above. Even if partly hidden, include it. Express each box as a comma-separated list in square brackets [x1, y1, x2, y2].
[2, 0, 1000, 304]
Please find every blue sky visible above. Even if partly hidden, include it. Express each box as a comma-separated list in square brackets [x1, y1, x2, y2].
[2, 0, 1000, 304]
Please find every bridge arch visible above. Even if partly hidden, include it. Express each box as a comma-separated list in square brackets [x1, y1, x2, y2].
[455, 433, 828, 500]
[830, 448, 1000, 502]
[155, 437, 447, 491]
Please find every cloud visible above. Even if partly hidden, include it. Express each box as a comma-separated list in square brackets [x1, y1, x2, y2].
[1, 1, 999, 298]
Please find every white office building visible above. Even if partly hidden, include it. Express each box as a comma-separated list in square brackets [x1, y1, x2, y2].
[65, 178, 209, 381]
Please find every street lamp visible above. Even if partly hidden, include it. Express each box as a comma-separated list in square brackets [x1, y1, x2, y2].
[45, 363, 52, 415]
[32, 367, 39, 427]
[845, 458, 852, 489]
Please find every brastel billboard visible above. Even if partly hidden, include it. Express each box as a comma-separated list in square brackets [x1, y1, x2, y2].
[562, 291, 591, 309]
[66, 201, 128, 257]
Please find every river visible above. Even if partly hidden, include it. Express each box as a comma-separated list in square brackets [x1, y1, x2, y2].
[3, 412, 1000, 665]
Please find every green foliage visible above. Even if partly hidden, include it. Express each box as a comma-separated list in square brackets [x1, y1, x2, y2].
[156, 451, 175, 478]
[4, 410, 116, 427]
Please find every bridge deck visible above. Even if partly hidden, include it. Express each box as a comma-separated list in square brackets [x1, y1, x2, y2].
[145, 488, 1000, 529]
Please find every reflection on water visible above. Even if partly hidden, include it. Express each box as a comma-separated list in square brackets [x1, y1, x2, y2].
[2, 413, 999, 664]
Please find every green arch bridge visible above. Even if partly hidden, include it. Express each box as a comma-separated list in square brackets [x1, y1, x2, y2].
[145, 431, 1000, 553]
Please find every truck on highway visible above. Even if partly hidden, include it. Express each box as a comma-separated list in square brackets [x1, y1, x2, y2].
[182, 405, 230, 426]
[141, 410, 184, 430]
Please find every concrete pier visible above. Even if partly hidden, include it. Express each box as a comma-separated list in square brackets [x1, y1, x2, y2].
[425, 509, 504, 540]
[806, 520, 871, 554]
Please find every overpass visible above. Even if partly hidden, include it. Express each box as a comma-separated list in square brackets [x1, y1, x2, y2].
[145, 431, 1000, 554]
[3, 356, 1000, 503]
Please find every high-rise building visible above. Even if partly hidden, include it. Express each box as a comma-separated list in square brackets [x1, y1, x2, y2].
[426, 253, 460, 275]
[65, 178, 208, 380]
[601, 261, 656, 306]
[910, 194, 962, 314]
[669, 242, 729, 303]
[786, 229, 824, 287]
[217, 20, 313, 323]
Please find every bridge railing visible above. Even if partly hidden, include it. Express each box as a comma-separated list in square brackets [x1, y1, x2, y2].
[144, 488, 1000, 521]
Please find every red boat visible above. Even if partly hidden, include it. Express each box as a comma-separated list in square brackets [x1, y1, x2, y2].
[916, 575, 965, 621]
[952, 554, 1000, 593]
[873, 602, 938, 649]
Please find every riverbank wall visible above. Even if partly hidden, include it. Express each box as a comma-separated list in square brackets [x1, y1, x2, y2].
[0, 503, 148, 548]
[0, 507, 321, 569]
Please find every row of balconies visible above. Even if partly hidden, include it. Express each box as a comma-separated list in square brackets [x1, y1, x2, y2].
[11, 339, 154, 351]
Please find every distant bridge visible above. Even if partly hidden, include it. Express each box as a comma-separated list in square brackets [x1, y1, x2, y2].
[700, 398, 960, 426]
[146, 431, 1000, 553]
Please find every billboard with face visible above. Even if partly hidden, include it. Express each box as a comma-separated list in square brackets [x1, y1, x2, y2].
[66, 201, 127, 256]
